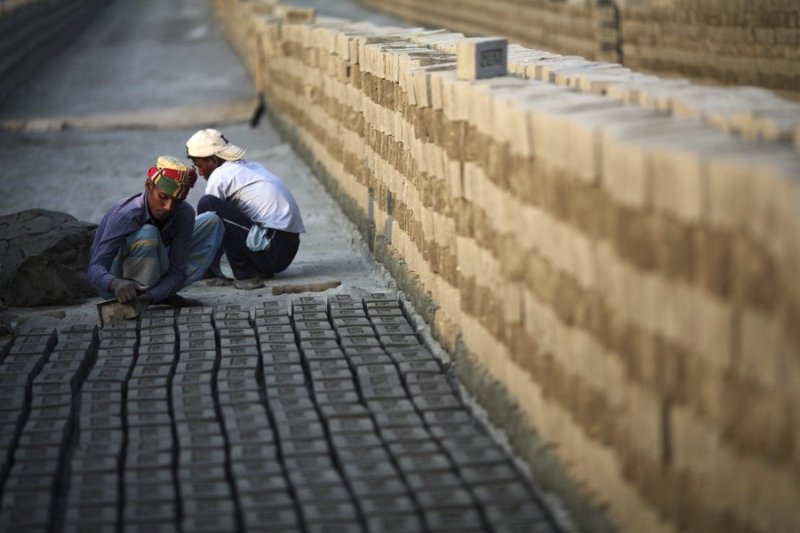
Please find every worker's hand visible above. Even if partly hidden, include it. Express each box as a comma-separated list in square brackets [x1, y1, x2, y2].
[109, 279, 146, 303]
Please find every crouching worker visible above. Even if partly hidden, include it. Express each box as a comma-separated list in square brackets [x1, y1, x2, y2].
[186, 128, 305, 290]
[86, 155, 224, 307]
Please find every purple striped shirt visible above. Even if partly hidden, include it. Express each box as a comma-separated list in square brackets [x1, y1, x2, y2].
[86, 191, 196, 303]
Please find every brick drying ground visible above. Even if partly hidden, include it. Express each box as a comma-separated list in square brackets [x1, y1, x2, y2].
[0, 292, 560, 533]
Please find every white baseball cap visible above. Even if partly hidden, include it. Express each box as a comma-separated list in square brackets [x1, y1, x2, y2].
[186, 128, 246, 161]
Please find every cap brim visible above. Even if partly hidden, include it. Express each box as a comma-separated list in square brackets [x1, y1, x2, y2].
[217, 144, 245, 161]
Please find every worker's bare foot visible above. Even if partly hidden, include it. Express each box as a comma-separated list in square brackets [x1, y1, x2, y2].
[207, 277, 233, 287]
[233, 275, 264, 290]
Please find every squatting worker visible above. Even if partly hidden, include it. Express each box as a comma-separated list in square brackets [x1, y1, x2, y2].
[186, 128, 305, 290]
[86, 155, 224, 306]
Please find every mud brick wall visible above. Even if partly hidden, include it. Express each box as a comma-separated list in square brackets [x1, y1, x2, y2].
[503, 46, 800, 150]
[358, 0, 800, 100]
[359, 0, 616, 63]
[0, 0, 111, 107]
[620, 0, 800, 100]
[212, 1, 800, 532]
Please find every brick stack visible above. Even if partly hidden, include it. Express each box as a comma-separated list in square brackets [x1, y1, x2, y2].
[504, 48, 800, 147]
[621, 0, 800, 100]
[357, 0, 800, 100]
[212, 1, 800, 532]
[358, 0, 610, 62]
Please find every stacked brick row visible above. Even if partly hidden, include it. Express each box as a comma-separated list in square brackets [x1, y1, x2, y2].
[357, 0, 800, 100]
[0, 325, 88, 530]
[0, 0, 110, 107]
[212, 2, 800, 532]
[359, 0, 614, 63]
[358, 0, 800, 144]
[620, 0, 800, 100]
[502, 48, 800, 150]
[355, 4, 800, 155]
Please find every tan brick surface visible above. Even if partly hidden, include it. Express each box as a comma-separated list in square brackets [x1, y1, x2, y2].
[213, 3, 800, 532]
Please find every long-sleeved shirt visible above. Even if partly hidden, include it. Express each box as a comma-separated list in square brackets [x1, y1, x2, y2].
[86, 191, 195, 303]
[205, 160, 305, 234]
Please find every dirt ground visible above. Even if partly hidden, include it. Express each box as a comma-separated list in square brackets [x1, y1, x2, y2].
[0, 0, 400, 331]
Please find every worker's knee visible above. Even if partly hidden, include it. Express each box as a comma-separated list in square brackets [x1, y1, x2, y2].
[196, 211, 224, 239]
[136, 224, 160, 240]
[123, 224, 161, 255]
[197, 195, 224, 214]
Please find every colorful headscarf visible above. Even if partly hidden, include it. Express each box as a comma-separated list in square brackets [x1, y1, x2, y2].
[147, 155, 197, 200]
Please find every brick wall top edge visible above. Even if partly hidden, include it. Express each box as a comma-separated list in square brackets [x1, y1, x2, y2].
[265, 10, 800, 150]
[324, 29, 800, 152]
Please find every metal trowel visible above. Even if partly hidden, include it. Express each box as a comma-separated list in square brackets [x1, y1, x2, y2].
[96, 297, 144, 326]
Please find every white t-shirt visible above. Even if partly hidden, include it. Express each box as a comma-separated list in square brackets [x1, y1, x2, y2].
[205, 160, 305, 234]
